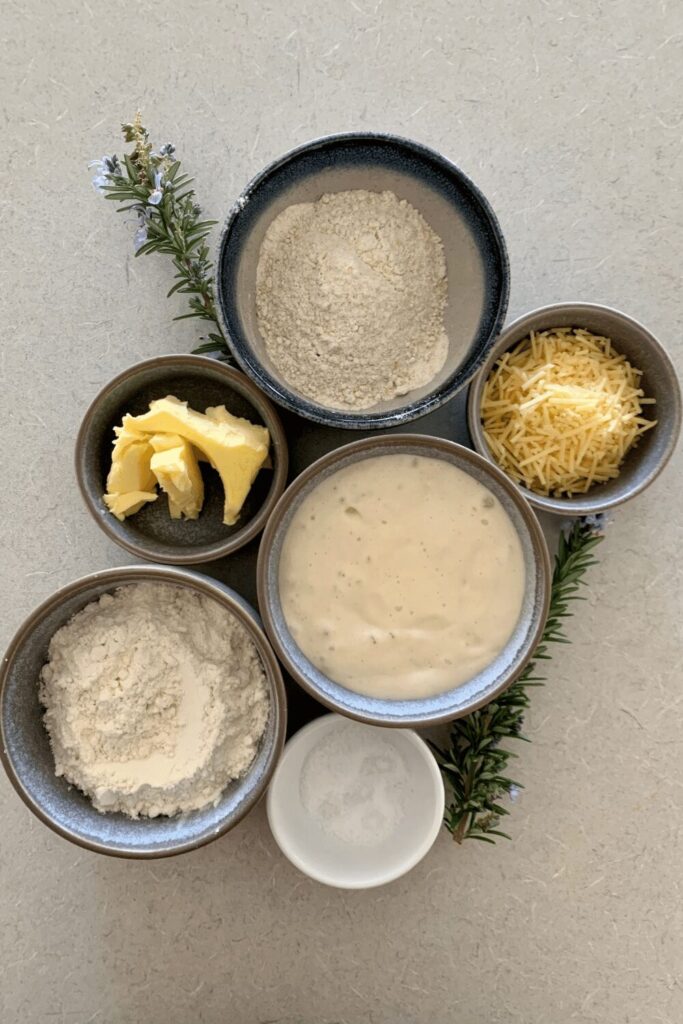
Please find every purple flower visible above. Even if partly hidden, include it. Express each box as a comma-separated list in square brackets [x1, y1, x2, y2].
[90, 174, 109, 194]
[88, 155, 120, 194]
[134, 212, 148, 252]
[148, 169, 164, 206]
[583, 513, 610, 536]
[561, 519, 576, 540]
[562, 513, 611, 541]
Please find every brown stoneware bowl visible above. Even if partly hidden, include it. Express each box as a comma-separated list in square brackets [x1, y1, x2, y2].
[0, 565, 287, 858]
[257, 434, 551, 727]
[75, 355, 288, 564]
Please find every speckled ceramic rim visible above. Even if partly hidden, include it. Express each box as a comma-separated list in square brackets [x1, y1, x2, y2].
[257, 434, 551, 726]
[266, 714, 445, 889]
[74, 354, 289, 564]
[0, 565, 288, 858]
[215, 131, 510, 429]
[467, 302, 682, 515]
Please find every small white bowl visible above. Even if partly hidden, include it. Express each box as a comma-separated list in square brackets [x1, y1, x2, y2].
[266, 714, 445, 889]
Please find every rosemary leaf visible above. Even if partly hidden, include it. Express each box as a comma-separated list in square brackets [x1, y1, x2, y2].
[89, 112, 230, 359]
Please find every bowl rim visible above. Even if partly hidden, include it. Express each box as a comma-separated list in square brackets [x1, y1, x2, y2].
[265, 713, 445, 889]
[74, 353, 289, 564]
[215, 130, 510, 430]
[256, 433, 551, 726]
[0, 564, 288, 859]
[466, 301, 683, 515]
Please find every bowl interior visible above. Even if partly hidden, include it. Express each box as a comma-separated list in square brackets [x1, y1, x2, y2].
[217, 134, 509, 426]
[468, 304, 682, 515]
[1, 570, 285, 857]
[79, 358, 283, 563]
[259, 437, 549, 726]
[266, 716, 445, 888]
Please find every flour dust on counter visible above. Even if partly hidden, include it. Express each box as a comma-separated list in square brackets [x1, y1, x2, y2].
[279, 454, 526, 700]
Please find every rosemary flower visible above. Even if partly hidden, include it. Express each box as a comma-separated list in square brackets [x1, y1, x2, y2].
[90, 113, 229, 356]
[583, 513, 610, 536]
[133, 212, 149, 252]
[562, 513, 610, 541]
[89, 154, 120, 193]
[148, 170, 164, 206]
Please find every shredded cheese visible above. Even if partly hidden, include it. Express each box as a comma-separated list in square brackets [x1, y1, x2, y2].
[481, 327, 656, 496]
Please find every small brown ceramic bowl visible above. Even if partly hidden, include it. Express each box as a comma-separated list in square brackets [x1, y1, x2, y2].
[257, 435, 551, 727]
[0, 565, 287, 858]
[467, 303, 682, 516]
[76, 355, 288, 564]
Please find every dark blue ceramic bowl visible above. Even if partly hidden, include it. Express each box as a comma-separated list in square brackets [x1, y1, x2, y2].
[216, 133, 510, 429]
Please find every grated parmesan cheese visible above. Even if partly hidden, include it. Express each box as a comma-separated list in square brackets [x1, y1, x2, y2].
[481, 327, 656, 497]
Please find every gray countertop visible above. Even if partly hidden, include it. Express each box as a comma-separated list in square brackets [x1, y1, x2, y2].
[2, 2, 682, 1021]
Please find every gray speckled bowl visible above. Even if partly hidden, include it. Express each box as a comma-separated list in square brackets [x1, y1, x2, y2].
[216, 132, 509, 430]
[76, 355, 288, 564]
[257, 435, 550, 727]
[0, 565, 287, 858]
[467, 303, 682, 516]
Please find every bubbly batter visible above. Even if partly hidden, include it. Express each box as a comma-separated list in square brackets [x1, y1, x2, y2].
[278, 454, 526, 700]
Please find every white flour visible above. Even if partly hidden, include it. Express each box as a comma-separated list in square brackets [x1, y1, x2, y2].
[39, 583, 269, 818]
[256, 189, 449, 410]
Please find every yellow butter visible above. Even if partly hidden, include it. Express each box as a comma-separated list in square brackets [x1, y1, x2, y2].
[205, 405, 273, 469]
[106, 440, 155, 495]
[125, 397, 270, 525]
[104, 489, 158, 521]
[149, 433, 204, 520]
[103, 424, 157, 519]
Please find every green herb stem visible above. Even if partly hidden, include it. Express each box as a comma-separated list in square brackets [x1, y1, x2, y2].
[92, 112, 230, 358]
[431, 518, 603, 844]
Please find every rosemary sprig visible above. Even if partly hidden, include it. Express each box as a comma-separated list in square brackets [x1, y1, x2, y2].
[431, 516, 605, 844]
[89, 113, 230, 357]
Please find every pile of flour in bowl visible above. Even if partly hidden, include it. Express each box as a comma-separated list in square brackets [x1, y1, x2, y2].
[256, 189, 449, 411]
[39, 583, 269, 818]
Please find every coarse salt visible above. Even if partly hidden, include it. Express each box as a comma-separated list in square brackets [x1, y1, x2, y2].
[299, 721, 411, 847]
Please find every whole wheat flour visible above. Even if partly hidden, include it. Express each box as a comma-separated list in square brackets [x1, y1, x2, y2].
[255, 189, 449, 410]
[39, 583, 269, 818]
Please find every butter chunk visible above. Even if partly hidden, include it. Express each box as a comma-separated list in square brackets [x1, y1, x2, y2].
[106, 439, 156, 496]
[149, 433, 204, 521]
[205, 405, 273, 469]
[126, 397, 270, 526]
[104, 490, 158, 521]
[203, 405, 263, 437]
[104, 426, 157, 520]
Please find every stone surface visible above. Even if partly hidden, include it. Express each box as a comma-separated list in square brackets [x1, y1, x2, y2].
[2, 1, 682, 1022]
